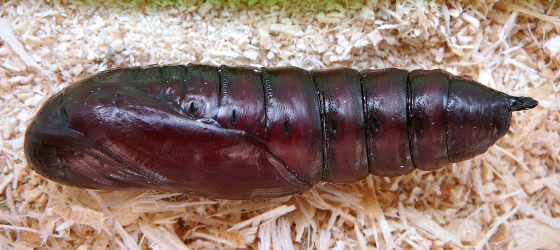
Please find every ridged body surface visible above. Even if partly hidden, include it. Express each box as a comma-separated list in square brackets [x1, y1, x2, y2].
[25, 64, 537, 199]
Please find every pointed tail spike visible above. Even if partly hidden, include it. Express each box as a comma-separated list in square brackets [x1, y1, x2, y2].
[507, 96, 539, 111]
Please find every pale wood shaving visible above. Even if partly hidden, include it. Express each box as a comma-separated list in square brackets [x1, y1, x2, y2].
[0, 19, 39, 69]
[229, 205, 296, 231]
[139, 220, 191, 250]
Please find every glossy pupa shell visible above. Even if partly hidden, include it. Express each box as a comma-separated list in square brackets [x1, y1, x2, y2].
[24, 64, 538, 199]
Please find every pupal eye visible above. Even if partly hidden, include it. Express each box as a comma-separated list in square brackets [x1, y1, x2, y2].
[59, 106, 69, 126]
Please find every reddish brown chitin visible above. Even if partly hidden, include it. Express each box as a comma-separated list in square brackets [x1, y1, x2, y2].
[24, 64, 537, 199]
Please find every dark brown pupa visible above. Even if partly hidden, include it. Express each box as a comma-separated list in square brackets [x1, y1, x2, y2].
[24, 64, 538, 199]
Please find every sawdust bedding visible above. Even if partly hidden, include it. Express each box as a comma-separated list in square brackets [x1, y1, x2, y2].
[0, 0, 559, 249]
